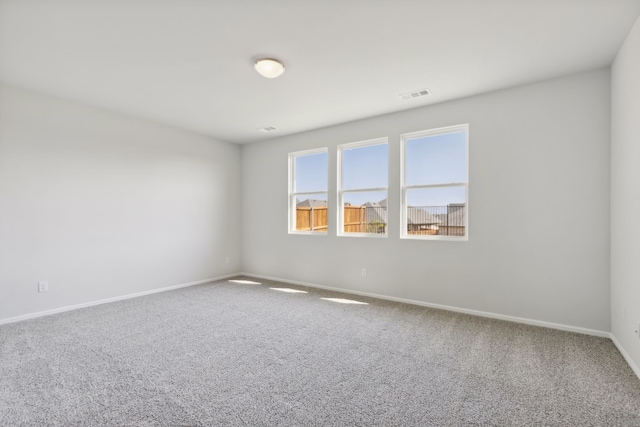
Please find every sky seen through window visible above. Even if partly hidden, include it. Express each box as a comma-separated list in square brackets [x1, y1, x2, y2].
[295, 131, 466, 207]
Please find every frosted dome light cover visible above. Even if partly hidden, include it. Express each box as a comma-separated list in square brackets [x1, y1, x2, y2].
[254, 58, 285, 78]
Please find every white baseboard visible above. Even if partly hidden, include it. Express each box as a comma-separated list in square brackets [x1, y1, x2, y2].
[241, 272, 610, 338]
[610, 333, 640, 381]
[0, 273, 239, 326]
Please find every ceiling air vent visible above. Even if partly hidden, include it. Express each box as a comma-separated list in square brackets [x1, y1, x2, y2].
[258, 126, 277, 132]
[400, 89, 431, 100]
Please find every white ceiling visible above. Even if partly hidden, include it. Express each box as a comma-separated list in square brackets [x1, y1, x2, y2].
[1, 0, 639, 144]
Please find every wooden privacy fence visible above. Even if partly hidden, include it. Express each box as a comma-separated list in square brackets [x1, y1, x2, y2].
[296, 206, 385, 233]
[296, 206, 328, 232]
[343, 206, 366, 233]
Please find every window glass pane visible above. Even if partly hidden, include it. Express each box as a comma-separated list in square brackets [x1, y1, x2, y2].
[294, 194, 328, 233]
[342, 143, 388, 189]
[343, 191, 387, 235]
[405, 131, 466, 186]
[406, 187, 466, 237]
[295, 152, 328, 193]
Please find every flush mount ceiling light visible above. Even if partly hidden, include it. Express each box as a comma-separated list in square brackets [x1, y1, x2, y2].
[254, 58, 285, 78]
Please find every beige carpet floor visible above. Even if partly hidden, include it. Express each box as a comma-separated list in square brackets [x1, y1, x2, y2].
[1, 276, 639, 426]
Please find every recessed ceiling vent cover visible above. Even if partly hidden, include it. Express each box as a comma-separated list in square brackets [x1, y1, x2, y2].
[258, 126, 277, 132]
[400, 89, 431, 100]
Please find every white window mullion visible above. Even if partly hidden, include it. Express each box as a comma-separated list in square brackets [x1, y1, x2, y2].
[404, 182, 466, 190]
[340, 187, 388, 194]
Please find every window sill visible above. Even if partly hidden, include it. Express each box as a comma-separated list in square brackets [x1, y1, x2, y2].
[288, 231, 328, 236]
[401, 235, 468, 242]
[338, 233, 388, 238]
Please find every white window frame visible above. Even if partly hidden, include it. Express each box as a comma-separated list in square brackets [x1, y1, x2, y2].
[337, 137, 389, 238]
[288, 147, 329, 235]
[400, 124, 469, 241]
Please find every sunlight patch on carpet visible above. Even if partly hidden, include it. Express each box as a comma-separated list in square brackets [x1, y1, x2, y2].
[321, 298, 368, 305]
[229, 280, 262, 285]
[269, 288, 308, 293]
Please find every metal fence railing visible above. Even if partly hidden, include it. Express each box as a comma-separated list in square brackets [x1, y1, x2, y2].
[406, 205, 465, 236]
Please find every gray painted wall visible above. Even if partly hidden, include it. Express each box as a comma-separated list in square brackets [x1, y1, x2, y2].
[0, 85, 242, 320]
[611, 15, 640, 371]
[242, 69, 611, 332]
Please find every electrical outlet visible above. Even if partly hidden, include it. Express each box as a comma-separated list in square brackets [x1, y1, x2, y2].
[361, 268, 367, 277]
[38, 281, 49, 293]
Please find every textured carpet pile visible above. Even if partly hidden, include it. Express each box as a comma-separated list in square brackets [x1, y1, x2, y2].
[1, 276, 639, 426]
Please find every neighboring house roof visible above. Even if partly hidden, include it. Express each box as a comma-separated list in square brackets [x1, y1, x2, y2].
[296, 198, 327, 208]
[435, 204, 465, 227]
[299, 199, 463, 227]
[407, 207, 440, 225]
[363, 201, 388, 224]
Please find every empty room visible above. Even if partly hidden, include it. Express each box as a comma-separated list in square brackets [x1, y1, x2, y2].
[1, 1, 640, 425]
